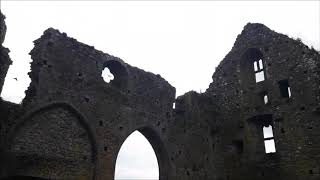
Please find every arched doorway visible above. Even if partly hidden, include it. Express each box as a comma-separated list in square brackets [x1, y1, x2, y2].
[114, 130, 159, 180]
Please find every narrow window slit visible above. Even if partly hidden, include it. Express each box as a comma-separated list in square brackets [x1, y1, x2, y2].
[264, 95, 268, 104]
[288, 87, 291, 98]
[259, 59, 264, 69]
[254, 61, 258, 71]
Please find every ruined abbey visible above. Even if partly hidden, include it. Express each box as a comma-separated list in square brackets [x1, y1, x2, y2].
[0, 11, 319, 180]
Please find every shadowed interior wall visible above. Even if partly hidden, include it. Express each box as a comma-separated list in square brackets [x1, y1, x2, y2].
[10, 106, 95, 179]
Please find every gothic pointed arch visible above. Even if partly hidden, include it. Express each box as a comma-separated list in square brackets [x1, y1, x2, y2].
[113, 126, 170, 180]
[6, 102, 98, 179]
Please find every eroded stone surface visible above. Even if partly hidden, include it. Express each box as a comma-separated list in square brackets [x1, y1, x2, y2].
[0, 12, 319, 180]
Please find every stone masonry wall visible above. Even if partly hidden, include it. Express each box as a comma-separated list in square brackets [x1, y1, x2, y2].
[202, 23, 320, 180]
[0, 12, 319, 180]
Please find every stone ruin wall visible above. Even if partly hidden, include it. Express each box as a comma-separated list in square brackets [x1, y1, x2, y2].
[0, 11, 319, 180]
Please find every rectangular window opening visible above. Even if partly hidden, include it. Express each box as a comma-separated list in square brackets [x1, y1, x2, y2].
[263, 125, 276, 153]
[264, 139, 276, 153]
[255, 71, 265, 83]
[254, 61, 258, 71]
[259, 59, 264, 70]
[263, 125, 274, 138]
[288, 87, 291, 98]
[278, 80, 291, 98]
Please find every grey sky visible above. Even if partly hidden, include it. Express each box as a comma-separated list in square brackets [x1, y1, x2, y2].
[1, 1, 319, 179]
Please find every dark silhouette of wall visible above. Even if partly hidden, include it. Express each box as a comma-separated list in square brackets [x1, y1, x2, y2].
[0, 12, 319, 180]
[0, 12, 11, 94]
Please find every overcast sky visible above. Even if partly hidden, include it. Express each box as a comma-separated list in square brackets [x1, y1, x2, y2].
[1, 1, 319, 179]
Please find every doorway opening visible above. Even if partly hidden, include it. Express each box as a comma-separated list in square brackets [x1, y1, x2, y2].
[114, 130, 159, 180]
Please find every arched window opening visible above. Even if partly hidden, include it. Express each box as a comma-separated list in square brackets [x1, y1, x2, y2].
[114, 130, 159, 180]
[102, 67, 114, 83]
[263, 125, 276, 153]
[240, 48, 265, 86]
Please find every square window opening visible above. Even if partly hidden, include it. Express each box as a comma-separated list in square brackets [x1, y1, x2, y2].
[264, 139, 276, 153]
[255, 71, 265, 83]
[263, 125, 274, 139]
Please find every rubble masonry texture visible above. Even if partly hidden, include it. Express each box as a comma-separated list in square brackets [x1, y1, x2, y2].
[0, 12, 319, 180]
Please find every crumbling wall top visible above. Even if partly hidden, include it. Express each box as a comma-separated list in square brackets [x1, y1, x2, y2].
[0, 12, 6, 45]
